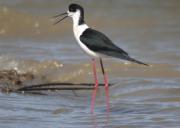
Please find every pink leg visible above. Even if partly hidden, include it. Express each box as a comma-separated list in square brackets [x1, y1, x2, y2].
[91, 58, 99, 113]
[100, 58, 110, 112]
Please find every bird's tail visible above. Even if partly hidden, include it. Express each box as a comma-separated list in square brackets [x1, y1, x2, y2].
[101, 51, 149, 66]
[121, 55, 149, 66]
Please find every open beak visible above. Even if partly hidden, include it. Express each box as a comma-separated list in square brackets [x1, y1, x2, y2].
[52, 12, 68, 25]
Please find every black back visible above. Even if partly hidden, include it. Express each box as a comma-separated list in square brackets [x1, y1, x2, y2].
[80, 28, 128, 57]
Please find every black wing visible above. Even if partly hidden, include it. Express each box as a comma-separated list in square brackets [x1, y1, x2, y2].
[80, 28, 148, 66]
[80, 28, 128, 57]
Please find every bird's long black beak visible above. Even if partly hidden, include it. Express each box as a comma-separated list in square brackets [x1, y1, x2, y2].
[52, 12, 68, 25]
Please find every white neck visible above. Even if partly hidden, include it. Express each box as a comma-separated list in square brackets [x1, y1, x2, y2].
[71, 10, 89, 38]
[71, 10, 82, 27]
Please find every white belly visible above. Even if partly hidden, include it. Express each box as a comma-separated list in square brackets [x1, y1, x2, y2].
[73, 24, 99, 58]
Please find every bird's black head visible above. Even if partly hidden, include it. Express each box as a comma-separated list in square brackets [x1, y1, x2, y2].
[68, 3, 84, 13]
[68, 3, 85, 25]
[53, 3, 85, 25]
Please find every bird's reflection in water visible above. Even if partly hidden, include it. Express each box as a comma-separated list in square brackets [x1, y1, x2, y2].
[90, 85, 110, 128]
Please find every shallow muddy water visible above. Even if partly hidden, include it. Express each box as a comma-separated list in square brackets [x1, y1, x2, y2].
[0, 0, 180, 128]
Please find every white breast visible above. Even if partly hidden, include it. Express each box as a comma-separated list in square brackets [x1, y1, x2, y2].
[73, 24, 99, 57]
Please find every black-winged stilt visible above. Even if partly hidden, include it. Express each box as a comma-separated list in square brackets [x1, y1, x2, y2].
[53, 3, 148, 113]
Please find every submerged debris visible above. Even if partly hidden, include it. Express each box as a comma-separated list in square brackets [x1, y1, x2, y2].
[0, 69, 98, 93]
[0, 70, 34, 93]
[0, 69, 113, 94]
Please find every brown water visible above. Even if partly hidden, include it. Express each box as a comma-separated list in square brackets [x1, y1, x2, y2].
[0, 0, 180, 128]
